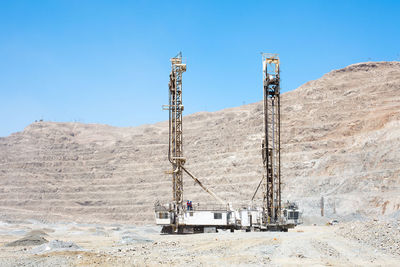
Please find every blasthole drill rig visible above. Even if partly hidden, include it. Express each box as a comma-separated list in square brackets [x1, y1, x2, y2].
[154, 52, 301, 234]
[250, 53, 301, 231]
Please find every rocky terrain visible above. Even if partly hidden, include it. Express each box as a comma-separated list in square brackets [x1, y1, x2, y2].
[336, 219, 400, 257]
[0, 220, 399, 266]
[0, 61, 400, 225]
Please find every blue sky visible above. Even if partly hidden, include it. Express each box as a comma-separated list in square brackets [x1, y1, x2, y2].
[0, 0, 399, 137]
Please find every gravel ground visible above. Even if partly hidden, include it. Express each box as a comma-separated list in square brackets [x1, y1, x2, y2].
[1, 220, 400, 266]
[336, 219, 400, 257]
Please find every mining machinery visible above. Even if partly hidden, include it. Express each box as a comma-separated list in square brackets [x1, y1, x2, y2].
[155, 52, 301, 233]
[251, 53, 301, 231]
[155, 53, 232, 234]
[166, 52, 186, 219]
[262, 53, 282, 226]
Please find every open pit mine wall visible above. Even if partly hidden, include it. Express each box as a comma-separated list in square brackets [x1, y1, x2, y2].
[0, 61, 400, 224]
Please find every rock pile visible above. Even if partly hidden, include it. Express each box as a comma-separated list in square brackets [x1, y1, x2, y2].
[5, 235, 48, 247]
[336, 220, 400, 256]
[5, 229, 49, 247]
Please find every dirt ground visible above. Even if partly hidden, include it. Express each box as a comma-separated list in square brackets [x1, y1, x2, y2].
[0, 220, 399, 266]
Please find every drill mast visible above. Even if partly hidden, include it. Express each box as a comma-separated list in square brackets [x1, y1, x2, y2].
[166, 52, 186, 216]
[261, 53, 281, 224]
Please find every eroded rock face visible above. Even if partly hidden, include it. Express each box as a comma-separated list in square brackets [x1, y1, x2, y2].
[0, 61, 399, 224]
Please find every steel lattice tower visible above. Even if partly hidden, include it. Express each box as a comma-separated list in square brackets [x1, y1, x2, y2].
[261, 53, 281, 224]
[165, 52, 187, 218]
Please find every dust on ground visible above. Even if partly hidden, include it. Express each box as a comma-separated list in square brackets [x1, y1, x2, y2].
[0, 219, 399, 266]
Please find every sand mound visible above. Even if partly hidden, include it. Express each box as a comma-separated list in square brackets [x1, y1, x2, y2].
[31, 240, 82, 254]
[120, 232, 153, 244]
[5, 235, 48, 247]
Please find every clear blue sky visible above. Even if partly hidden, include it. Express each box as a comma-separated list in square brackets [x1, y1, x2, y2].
[1, 0, 399, 137]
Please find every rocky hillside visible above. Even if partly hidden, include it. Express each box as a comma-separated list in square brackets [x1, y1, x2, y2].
[0, 61, 399, 224]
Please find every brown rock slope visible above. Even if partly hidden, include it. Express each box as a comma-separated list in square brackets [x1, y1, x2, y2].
[0, 61, 399, 224]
